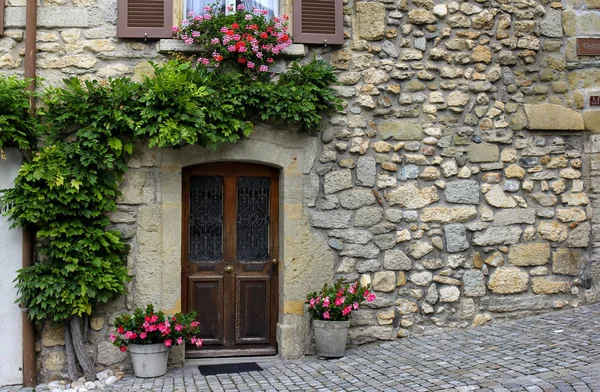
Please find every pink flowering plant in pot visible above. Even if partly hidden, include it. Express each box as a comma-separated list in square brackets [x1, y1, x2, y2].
[305, 279, 376, 321]
[176, 4, 292, 76]
[110, 304, 203, 352]
[306, 279, 376, 358]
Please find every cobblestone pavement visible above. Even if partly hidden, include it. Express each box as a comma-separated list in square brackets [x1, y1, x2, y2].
[4, 304, 600, 392]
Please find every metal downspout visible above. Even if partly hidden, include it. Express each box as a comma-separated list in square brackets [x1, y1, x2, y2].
[22, 0, 37, 387]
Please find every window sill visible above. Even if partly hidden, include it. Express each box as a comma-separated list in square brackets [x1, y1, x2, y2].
[157, 39, 307, 59]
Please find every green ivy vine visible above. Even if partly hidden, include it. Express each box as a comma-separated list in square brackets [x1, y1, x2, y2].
[0, 58, 340, 325]
[0, 76, 40, 156]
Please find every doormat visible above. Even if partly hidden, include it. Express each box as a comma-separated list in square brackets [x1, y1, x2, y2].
[198, 362, 264, 376]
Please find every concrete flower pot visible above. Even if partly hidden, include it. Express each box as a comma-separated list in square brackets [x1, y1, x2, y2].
[129, 343, 170, 377]
[313, 320, 350, 358]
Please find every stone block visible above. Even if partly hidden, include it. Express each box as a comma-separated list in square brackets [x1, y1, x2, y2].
[329, 229, 373, 244]
[356, 2, 386, 40]
[479, 296, 552, 312]
[396, 299, 418, 314]
[462, 270, 486, 297]
[409, 271, 433, 286]
[552, 249, 582, 276]
[508, 243, 550, 266]
[42, 324, 65, 347]
[356, 156, 376, 187]
[567, 222, 590, 247]
[488, 267, 529, 294]
[118, 169, 156, 205]
[339, 190, 376, 209]
[586, 0, 600, 8]
[444, 180, 480, 204]
[378, 120, 423, 141]
[90, 317, 105, 331]
[493, 208, 536, 226]
[407, 240, 434, 259]
[339, 244, 380, 258]
[485, 185, 517, 208]
[584, 111, 600, 133]
[540, 9, 563, 38]
[531, 277, 570, 294]
[310, 210, 352, 229]
[556, 208, 586, 222]
[538, 221, 568, 242]
[578, 11, 600, 35]
[45, 351, 67, 372]
[524, 104, 584, 131]
[372, 271, 397, 292]
[168, 344, 185, 367]
[561, 193, 590, 206]
[484, 252, 504, 267]
[420, 206, 478, 223]
[472, 227, 522, 246]
[97, 341, 127, 366]
[356, 259, 381, 273]
[348, 326, 395, 342]
[5, 6, 104, 28]
[324, 169, 352, 194]
[468, 143, 499, 163]
[439, 286, 460, 302]
[408, 8, 436, 24]
[354, 206, 383, 227]
[443, 223, 469, 253]
[385, 183, 439, 209]
[383, 249, 412, 270]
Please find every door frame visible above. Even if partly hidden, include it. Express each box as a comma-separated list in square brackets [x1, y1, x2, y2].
[181, 162, 279, 358]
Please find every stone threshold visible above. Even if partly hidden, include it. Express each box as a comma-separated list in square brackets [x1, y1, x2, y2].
[185, 355, 279, 366]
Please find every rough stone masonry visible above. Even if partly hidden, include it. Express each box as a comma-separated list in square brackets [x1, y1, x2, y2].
[2, 0, 600, 382]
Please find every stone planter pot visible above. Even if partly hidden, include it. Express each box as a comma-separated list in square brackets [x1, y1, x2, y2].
[313, 320, 350, 358]
[129, 343, 170, 378]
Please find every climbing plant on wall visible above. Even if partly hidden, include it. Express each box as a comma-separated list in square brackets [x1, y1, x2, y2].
[0, 58, 340, 379]
[0, 76, 40, 157]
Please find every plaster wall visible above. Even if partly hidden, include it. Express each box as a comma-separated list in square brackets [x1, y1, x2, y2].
[0, 148, 24, 386]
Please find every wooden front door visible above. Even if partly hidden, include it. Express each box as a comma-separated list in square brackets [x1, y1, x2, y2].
[182, 163, 279, 357]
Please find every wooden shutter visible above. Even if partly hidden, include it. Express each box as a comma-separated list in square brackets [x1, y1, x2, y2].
[292, 0, 343, 45]
[0, 0, 5, 36]
[117, 0, 174, 39]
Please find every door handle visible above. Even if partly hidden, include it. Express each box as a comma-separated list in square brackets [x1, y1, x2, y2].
[225, 266, 233, 273]
[272, 259, 278, 265]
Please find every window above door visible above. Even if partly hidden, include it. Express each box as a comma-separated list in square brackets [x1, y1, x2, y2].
[117, 0, 344, 45]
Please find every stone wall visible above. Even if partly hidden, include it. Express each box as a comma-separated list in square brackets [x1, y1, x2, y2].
[3, 0, 600, 382]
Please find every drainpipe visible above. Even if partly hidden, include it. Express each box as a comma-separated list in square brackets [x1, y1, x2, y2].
[22, 0, 37, 387]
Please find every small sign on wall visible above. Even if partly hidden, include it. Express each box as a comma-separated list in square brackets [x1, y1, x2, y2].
[591, 96, 600, 107]
[577, 38, 600, 56]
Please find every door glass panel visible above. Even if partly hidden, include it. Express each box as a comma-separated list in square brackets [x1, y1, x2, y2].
[237, 177, 270, 263]
[189, 176, 224, 263]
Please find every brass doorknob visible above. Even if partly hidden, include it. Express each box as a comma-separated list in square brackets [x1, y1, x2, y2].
[272, 259, 278, 265]
[225, 266, 233, 273]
